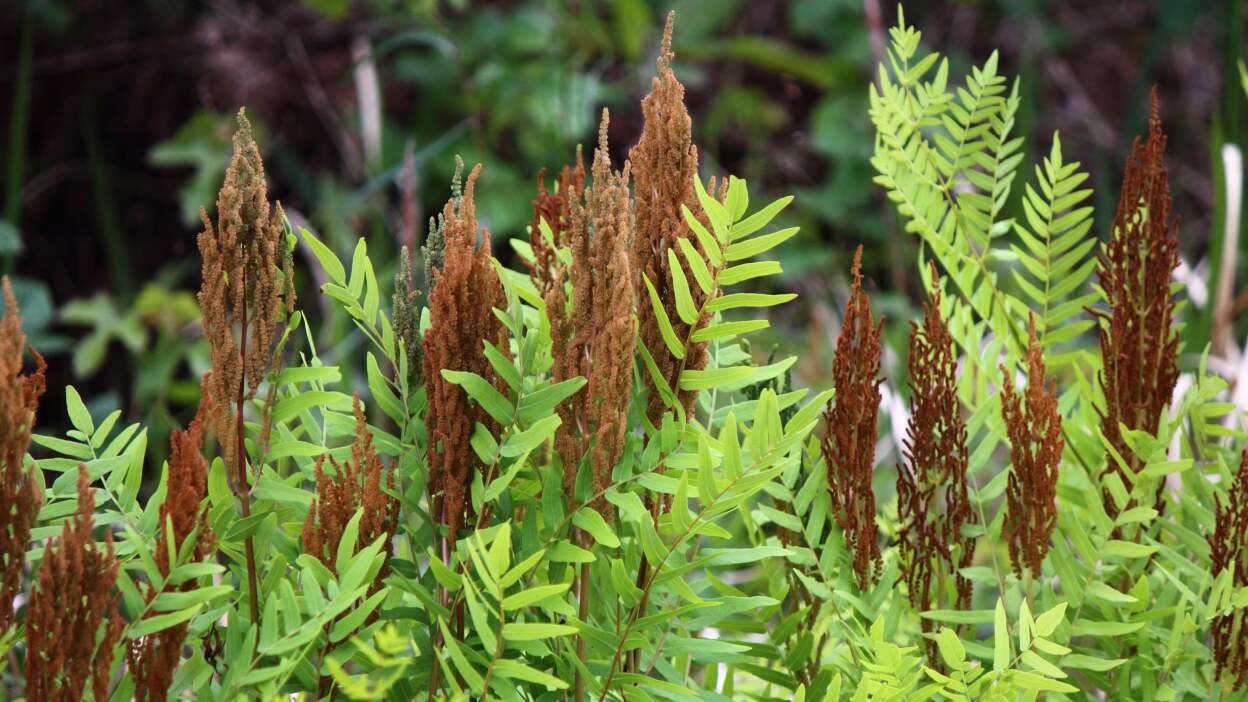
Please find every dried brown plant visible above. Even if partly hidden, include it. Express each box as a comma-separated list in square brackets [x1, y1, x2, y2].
[548, 110, 636, 511]
[1001, 318, 1063, 578]
[0, 276, 46, 636]
[628, 11, 720, 425]
[302, 395, 399, 585]
[821, 247, 884, 590]
[1210, 448, 1248, 690]
[528, 150, 586, 299]
[126, 408, 215, 702]
[1092, 90, 1180, 519]
[197, 109, 294, 623]
[24, 465, 125, 702]
[422, 163, 509, 538]
[896, 269, 973, 645]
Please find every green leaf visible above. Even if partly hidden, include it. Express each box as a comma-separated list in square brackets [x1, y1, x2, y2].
[501, 622, 578, 641]
[679, 366, 755, 391]
[723, 226, 799, 261]
[935, 628, 966, 668]
[573, 508, 620, 548]
[730, 195, 793, 240]
[301, 227, 347, 285]
[1034, 602, 1067, 637]
[517, 377, 586, 425]
[690, 319, 768, 343]
[642, 274, 685, 359]
[668, 248, 699, 325]
[492, 659, 569, 690]
[718, 260, 783, 286]
[1086, 581, 1137, 605]
[65, 386, 94, 438]
[707, 292, 797, 312]
[677, 239, 713, 295]
[502, 582, 571, 611]
[127, 604, 204, 639]
[994, 598, 1009, 673]
[500, 414, 560, 457]
[441, 370, 515, 426]
[336, 509, 363, 574]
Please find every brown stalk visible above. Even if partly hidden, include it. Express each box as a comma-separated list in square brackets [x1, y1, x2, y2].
[126, 404, 215, 701]
[1001, 317, 1063, 580]
[421, 161, 509, 541]
[1210, 448, 1248, 691]
[627, 11, 717, 427]
[1092, 89, 1180, 519]
[422, 161, 509, 698]
[821, 246, 885, 590]
[24, 465, 125, 702]
[303, 395, 398, 697]
[198, 108, 294, 627]
[896, 267, 973, 655]
[0, 276, 46, 636]
[542, 110, 636, 701]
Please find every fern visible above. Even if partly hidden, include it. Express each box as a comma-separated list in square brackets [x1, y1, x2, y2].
[1008, 134, 1098, 368]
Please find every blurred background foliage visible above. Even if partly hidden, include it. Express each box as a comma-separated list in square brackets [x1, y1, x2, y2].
[1, 0, 1244, 463]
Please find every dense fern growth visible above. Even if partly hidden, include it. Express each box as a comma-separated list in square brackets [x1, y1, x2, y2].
[0, 6, 1244, 702]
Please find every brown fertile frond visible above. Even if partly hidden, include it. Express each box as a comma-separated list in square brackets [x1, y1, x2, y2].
[1001, 318, 1063, 578]
[1210, 448, 1248, 690]
[25, 465, 125, 702]
[0, 276, 46, 635]
[628, 11, 717, 425]
[551, 110, 636, 514]
[197, 108, 295, 465]
[528, 150, 586, 299]
[896, 268, 973, 645]
[422, 164, 509, 537]
[821, 247, 884, 590]
[1093, 90, 1180, 519]
[303, 395, 399, 583]
[127, 409, 215, 702]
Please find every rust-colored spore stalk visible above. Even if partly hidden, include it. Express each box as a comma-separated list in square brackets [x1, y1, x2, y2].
[197, 109, 295, 465]
[127, 409, 215, 701]
[25, 465, 125, 702]
[897, 270, 973, 641]
[422, 164, 510, 538]
[628, 12, 717, 424]
[1093, 90, 1180, 518]
[821, 247, 884, 590]
[1001, 319, 1063, 577]
[303, 395, 399, 585]
[528, 151, 586, 299]
[549, 111, 636, 511]
[1210, 449, 1248, 690]
[0, 276, 46, 636]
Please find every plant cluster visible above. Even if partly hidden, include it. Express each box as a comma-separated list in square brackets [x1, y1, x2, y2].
[0, 7, 1247, 702]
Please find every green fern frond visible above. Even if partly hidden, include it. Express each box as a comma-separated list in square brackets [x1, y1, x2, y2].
[1008, 133, 1098, 367]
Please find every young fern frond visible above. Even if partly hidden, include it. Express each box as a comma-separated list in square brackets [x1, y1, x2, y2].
[871, 9, 1100, 377]
[1009, 134, 1098, 368]
[870, 13, 1024, 366]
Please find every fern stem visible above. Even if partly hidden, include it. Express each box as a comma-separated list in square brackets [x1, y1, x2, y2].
[237, 278, 261, 630]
